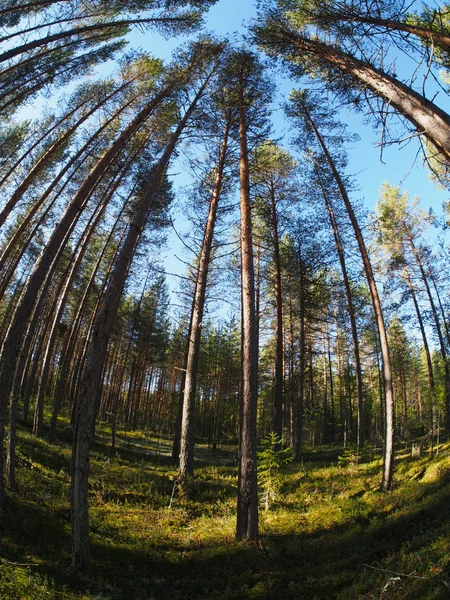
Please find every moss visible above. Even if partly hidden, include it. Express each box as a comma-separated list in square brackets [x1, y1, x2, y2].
[1, 426, 450, 599]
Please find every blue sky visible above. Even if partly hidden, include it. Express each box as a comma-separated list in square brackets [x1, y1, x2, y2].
[126, 0, 450, 212]
[124, 0, 449, 307]
[16, 0, 450, 311]
[22, 0, 449, 217]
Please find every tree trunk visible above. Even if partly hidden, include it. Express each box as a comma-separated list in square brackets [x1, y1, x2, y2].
[179, 113, 230, 480]
[0, 80, 132, 229]
[305, 111, 394, 490]
[314, 11, 450, 50]
[403, 267, 436, 434]
[269, 180, 284, 444]
[0, 93, 89, 189]
[49, 215, 128, 439]
[267, 21, 450, 161]
[30, 158, 133, 439]
[236, 67, 259, 543]
[0, 17, 182, 64]
[287, 281, 295, 447]
[70, 74, 213, 569]
[408, 238, 450, 429]
[293, 247, 305, 460]
[0, 82, 178, 510]
[318, 173, 365, 449]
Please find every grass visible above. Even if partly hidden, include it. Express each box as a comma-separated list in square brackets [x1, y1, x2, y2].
[1, 421, 450, 599]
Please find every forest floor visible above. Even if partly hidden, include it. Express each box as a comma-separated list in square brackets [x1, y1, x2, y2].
[1, 420, 450, 599]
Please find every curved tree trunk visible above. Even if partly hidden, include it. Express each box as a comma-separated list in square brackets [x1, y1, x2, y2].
[403, 267, 436, 435]
[316, 171, 365, 450]
[33, 141, 144, 440]
[179, 113, 230, 480]
[0, 94, 89, 189]
[305, 111, 394, 491]
[311, 11, 450, 50]
[0, 0, 62, 18]
[30, 163, 131, 439]
[0, 94, 137, 297]
[408, 238, 450, 429]
[0, 81, 177, 511]
[70, 73, 212, 569]
[49, 199, 130, 439]
[0, 79, 132, 228]
[263, 20, 450, 160]
[0, 17, 183, 64]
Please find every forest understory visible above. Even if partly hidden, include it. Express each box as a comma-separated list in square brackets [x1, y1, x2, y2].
[1, 417, 450, 600]
[4, 0, 450, 595]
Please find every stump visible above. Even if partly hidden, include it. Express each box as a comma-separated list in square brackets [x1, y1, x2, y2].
[411, 443, 421, 458]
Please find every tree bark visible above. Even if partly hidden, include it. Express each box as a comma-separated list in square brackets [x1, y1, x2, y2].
[236, 67, 259, 542]
[311, 11, 450, 50]
[0, 81, 179, 511]
[179, 113, 230, 480]
[0, 17, 187, 64]
[317, 173, 365, 449]
[293, 246, 305, 460]
[269, 179, 284, 444]
[403, 267, 436, 433]
[264, 19, 450, 161]
[408, 238, 450, 429]
[305, 111, 394, 490]
[70, 73, 213, 569]
[0, 80, 132, 229]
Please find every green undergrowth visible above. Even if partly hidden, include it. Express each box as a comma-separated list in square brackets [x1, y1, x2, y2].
[1, 423, 450, 599]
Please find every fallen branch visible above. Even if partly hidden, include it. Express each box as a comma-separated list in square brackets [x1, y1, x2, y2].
[363, 563, 427, 580]
[0, 557, 39, 567]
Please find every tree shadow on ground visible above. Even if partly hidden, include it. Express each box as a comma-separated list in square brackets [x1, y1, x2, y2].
[2, 464, 450, 600]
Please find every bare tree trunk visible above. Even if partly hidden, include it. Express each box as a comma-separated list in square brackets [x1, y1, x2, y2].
[49, 215, 128, 439]
[0, 80, 132, 229]
[429, 270, 450, 347]
[293, 247, 305, 460]
[305, 111, 394, 490]
[327, 325, 335, 441]
[269, 180, 284, 445]
[403, 268, 436, 434]
[318, 174, 365, 449]
[408, 238, 450, 429]
[70, 75, 212, 569]
[0, 82, 176, 510]
[322, 331, 328, 444]
[313, 11, 450, 50]
[0, 95, 136, 280]
[287, 281, 295, 447]
[0, 17, 179, 64]
[171, 320, 191, 461]
[0, 93, 89, 189]
[33, 176, 129, 437]
[236, 67, 259, 542]
[6, 315, 45, 490]
[268, 22, 450, 160]
[179, 114, 230, 480]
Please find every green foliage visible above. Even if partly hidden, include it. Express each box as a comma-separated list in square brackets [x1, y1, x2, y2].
[0, 565, 65, 600]
[337, 442, 373, 467]
[257, 432, 292, 511]
[3, 421, 450, 599]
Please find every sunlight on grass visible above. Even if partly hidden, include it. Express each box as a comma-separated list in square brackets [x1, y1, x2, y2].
[1, 427, 450, 599]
